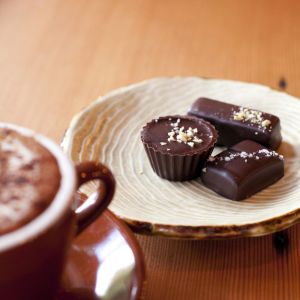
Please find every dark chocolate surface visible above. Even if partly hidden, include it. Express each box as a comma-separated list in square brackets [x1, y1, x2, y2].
[201, 140, 284, 200]
[141, 115, 217, 155]
[141, 115, 218, 181]
[188, 97, 282, 149]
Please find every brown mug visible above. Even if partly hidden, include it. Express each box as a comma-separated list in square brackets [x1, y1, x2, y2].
[0, 123, 116, 300]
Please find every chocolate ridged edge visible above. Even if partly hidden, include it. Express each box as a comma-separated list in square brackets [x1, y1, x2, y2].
[143, 142, 214, 181]
[141, 115, 218, 181]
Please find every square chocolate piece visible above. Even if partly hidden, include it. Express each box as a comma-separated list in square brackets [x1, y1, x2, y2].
[201, 140, 284, 200]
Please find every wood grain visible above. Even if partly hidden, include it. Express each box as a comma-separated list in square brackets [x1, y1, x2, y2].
[0, 0, 300, 299]
[63, 77, 300, 240]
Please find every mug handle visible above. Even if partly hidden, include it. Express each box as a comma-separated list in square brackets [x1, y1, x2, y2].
[74, 161, 115, 234]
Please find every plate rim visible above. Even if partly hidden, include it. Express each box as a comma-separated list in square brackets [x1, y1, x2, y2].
[62, 76, 300, 239]
[115, 208, 300, 239]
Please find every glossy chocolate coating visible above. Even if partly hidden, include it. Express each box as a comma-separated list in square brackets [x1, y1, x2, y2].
[201, 140, 284, 200]
[188, 98, 282, 149]
[141, 115, 218, 181]
[141, 115, 217, 155]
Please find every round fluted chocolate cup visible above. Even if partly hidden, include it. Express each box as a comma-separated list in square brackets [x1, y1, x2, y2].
[141, 115, 218, 181]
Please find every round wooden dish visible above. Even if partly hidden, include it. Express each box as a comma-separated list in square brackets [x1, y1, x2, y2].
[62, 77, 300, 239]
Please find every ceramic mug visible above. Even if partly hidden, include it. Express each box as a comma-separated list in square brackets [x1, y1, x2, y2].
[0, 123, 115, 300]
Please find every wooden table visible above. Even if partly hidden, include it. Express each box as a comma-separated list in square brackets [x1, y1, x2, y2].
[1, 1, 300, 299]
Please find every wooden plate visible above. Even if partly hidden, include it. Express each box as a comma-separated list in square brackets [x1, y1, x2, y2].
[62, 77, 300, 239]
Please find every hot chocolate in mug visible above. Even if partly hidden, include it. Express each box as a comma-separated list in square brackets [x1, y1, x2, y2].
[0, 123, 115, 300]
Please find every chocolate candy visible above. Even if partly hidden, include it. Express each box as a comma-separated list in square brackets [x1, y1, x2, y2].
[201, 140, 284, 200]
[188, 98, 282, 150]
[141, 115, 218, 181]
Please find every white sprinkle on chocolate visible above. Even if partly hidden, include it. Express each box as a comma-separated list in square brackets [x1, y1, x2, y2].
[232, 107, 272, 130]
[210, 148, 284, 163]
[165, 125, 203, 148]
[170, 118, 181, 127]
[261, 119, 271, 128]
[193, 136, 203, 143]
[240, 151, 248, 158]
[160, 142, 167, 145]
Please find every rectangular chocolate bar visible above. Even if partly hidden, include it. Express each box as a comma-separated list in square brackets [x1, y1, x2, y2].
[201, 140, 284, 200]
[188, 98, 282, 150]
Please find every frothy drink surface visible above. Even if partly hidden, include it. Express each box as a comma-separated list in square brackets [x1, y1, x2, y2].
[0, 128, 61, 235]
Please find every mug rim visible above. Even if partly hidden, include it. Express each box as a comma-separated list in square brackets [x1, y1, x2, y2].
[0, 123, 76, 252]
